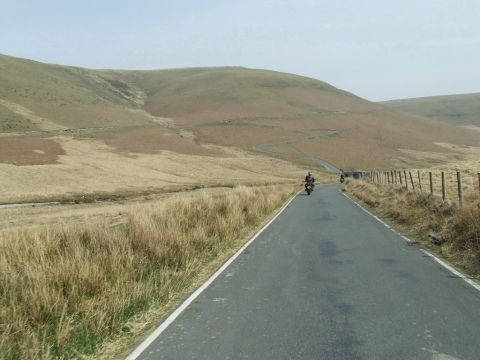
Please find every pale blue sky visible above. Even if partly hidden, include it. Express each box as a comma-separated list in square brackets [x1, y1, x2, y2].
[1, 0, 479, 101]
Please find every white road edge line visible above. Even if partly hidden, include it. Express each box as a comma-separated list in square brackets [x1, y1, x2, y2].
[419, 249, 480, 292]
[125, 189, 301, 360]
[341, 190, 480, 293]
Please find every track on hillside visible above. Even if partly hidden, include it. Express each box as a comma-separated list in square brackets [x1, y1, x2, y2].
[252, 129, 341, 173]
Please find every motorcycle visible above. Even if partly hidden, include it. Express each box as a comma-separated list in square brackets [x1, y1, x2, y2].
[305, 182, 315, 195]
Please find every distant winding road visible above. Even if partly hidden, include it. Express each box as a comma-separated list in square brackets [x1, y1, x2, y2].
[129, 185, 480, 360]
[252, 129, 341, 173]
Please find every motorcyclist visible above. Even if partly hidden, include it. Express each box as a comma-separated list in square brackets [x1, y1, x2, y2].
[304, 172, 315, 194]
[305, 172, 315, 184]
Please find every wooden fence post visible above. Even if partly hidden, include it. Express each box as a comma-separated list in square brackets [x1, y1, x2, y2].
[441, 171, 446, 201]
[399, 171, 403, 185]
[417, 170, 422, 192]
[409, 171, 415, 191]
[404, 170, 408, 190]
[387, 172, 390, 184]
[457, 172, 463, 207]
[429, 172, 433, 195]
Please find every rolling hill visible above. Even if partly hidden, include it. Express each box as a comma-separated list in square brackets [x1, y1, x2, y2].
[1, 53, 479, 201]
[106, 66, 480, 169]
[381, 93, 480, 126]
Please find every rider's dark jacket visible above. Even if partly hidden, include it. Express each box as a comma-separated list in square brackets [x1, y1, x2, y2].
[305, 175, 315, 183]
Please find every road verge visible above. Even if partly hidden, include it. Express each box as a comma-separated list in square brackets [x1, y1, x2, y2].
[0, 184, 298, 359]
[344, 179, 480, 278]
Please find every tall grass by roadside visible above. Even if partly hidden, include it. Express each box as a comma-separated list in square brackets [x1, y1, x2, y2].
[0, 184, 297, 359]
[345, 180, 480, 275]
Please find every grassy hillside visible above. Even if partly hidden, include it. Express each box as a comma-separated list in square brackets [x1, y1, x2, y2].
[111, 66, 373, 126]
[1, 53, 479, 181]
[0, 54, 154, 130]
[381, 93, 480, 126]
[118, 68, 480, 169]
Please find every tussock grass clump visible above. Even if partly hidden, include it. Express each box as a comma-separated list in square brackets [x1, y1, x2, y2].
[345, 180, 480, 274]
[0, 184, 297, 359]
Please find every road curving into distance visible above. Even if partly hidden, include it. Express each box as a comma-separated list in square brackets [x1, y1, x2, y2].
[252, 129, 341, 173]
[129, 184, 480, 360]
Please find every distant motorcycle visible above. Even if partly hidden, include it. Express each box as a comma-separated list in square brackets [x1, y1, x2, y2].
[305, 182, 315, 195]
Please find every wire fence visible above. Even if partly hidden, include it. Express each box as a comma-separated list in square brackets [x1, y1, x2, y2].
[360, 169, 480, 207]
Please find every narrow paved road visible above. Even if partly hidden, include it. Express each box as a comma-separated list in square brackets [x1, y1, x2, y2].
[134, 185, 480, 360]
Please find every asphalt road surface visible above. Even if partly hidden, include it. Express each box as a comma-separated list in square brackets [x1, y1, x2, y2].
[133, 185, 480, 360]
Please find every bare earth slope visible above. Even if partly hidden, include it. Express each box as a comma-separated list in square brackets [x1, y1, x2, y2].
[381, 93, 480, 126]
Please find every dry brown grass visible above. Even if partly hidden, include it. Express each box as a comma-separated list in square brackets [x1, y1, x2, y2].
[385, 143, 480, 202]
[0, 187, 234, 233]
[0, 184, 298, 359]
[345, 180, 480, 276]
[0, 136, 304, 203]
